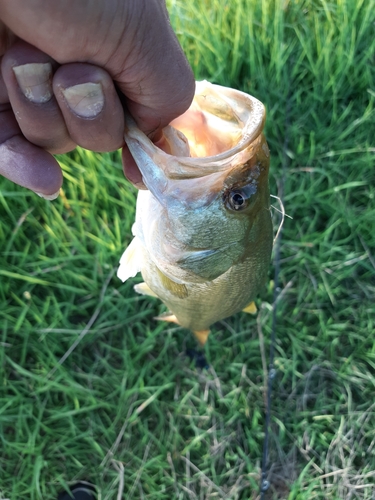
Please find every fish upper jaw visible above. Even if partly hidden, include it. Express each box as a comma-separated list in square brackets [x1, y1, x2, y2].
[125, 135, 169, 207]
[126, 137, 228, 211]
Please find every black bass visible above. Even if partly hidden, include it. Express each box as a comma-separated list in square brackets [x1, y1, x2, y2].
[118, 81, 273, 345]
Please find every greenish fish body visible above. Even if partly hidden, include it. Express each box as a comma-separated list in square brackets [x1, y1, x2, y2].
[118, 81, 273, 337]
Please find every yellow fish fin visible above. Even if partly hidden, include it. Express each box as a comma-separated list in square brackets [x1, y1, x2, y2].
[134, 282, 158, 298]
[193, 329, 210, 346]
[117, 237, 142, 283]
[154, 312, 180, 324]
[242, 301, 257, 314]
[156, 267, 188, 299]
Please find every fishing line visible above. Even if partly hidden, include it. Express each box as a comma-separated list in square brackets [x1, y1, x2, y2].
[259, 89, 291, 498]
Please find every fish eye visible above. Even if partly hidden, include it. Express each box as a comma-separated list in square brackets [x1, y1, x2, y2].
[229, 191, 246, 209]
[224, 184, 257, 211]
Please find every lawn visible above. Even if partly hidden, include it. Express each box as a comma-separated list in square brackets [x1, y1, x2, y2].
[1, 0, 375, 498]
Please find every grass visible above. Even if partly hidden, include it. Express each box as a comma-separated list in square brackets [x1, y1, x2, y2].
[0, 0, 375, 498]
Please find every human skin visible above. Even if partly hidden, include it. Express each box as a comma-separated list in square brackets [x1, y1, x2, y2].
[0, 0, 195, 198]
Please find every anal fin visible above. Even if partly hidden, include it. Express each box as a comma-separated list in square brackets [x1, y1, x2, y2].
[155, 267, 188, 299]
[242, 301, 257, 315]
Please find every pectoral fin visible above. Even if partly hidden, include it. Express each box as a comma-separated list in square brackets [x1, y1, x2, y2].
[156, 267, 188, 299]
[117, 237, 142, 283]
[242, 301, 257, 314]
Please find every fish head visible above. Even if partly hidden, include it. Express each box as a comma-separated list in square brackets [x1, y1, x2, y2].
[125, 81, 271, 283]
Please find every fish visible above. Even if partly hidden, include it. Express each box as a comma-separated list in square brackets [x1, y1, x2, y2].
[118, 81, 273, 346]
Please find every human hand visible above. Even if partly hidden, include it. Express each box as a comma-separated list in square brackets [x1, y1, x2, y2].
[0, 0, 194, 198]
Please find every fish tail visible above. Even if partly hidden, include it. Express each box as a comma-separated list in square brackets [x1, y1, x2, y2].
[193, 329, 211, 346]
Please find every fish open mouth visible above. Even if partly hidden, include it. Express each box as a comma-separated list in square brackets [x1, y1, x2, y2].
[124, 81, 266, 184]
[170, 81, 264, 159]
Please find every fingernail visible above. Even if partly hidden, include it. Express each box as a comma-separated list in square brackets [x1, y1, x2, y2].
[61, 82, 104, 118]
[35, 190, 60, 201]
[13, 63, 53, 103]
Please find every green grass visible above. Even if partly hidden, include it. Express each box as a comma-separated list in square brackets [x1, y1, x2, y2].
[1, 0, 375, 498]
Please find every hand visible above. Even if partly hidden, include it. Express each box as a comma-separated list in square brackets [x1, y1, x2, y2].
[0, 0, 194, 198]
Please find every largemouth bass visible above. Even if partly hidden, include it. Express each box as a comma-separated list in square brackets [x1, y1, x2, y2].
[118, 81, 273, 346]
